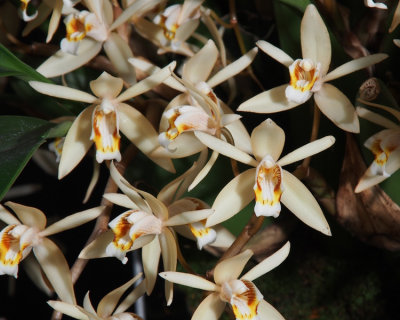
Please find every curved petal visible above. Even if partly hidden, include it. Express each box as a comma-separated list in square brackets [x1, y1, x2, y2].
[78, 230, 114, 259]
[237, 85, 300, 113]
[356, 107, 398, 129]
[251, 118, 285, 162]
[90, 72, 123, 99]
[0, 205, 20, 225]
[97, 273, 143, 318]
[36, 39, 102, 78]
[83, 160, 100, 204]
[151, 134, 206, 159]
[207, 47, 258, 88]
[41, 206, 104, 237]
[194, 131, 258, 167]
[324, 54, 388, 82]
[46, 0, 63, 43]
[301, 4, 331, 76]
[22, 3, 52, 37]
[214, 249, 253, 285]
[103, 33, 135, 85]
[314, 84, 360, 133]
[118, 103, 175, 173]
[164, 209, 214, 227]
[257, 299, 285, 320]
[117, 61, 176, 102]
[159, 228, 177, 305]
[357, 99, 400, 122]
[277, 136, 335, 167]
[142, 236, 161, 295]
[390, 0, 400, 32]
[188, 149, 219, 191]
[29, 81, 97, 103]
[281, 170, 331, 235]
[109, 161, 150, 213]
[83, 291, 96, 314]
[183, 39, 218, 84]
[207, 168, 256, 227]
[47, 301, 88, 320]
[103, 193, 137, 209]
[159, 272, 218, 291]
[5, 202, 46, 230]
[192, 293, 225, 320]
[114, 279, 146, 314]
[256, 40, 294, 67]
[355, 167, 388, 193]
[241, 242, 290, 281]
[58, 105, 95, 179]
[33, 238, 75, 304]
[210, 226, 236, 248]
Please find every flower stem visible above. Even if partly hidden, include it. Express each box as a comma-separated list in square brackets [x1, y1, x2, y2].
[301, 103, 321, 173]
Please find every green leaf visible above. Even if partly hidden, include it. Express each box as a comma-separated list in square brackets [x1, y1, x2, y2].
[0, 43, 51, 83]
[0, 116, 55, 201]
[278, 0, 309, 12]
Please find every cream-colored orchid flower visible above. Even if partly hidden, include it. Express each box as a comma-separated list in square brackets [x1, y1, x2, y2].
[48, 273, 145, 320]
[238, 4, 387, 133]
[364, 0, 387, 9]
[160, 242, 290, 320]
[195, 118, 334, 235]
[355, 100, 400, 192]
[79, 162, 215, 305]
[29, 63, 175, 179]
[135, 0, 204, 56]
[36, 0, 162, 83]
[0, 201, 104, 304]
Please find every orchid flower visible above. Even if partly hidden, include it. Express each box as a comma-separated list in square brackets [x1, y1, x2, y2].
[79, 162, 215, 305]
[238, 4, 387, 133]
[355, 100, 400, 192]
[19, 0, 38, 21]
[36, 0, 162, 83]
[160, 242, 290, 320]
[134, 0, 204, 56]
[0, 201, 104, 304]
[194, 118, 334, 235]
[48, 273, 146, 320]
[29, 63, 176, 179]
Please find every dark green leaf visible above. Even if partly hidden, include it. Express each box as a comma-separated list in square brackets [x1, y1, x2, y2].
[0, 43, 51, 83]
[0, 116, 55, 200]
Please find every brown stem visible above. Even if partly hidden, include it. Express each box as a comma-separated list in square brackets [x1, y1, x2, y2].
[301, 103, 321, 174]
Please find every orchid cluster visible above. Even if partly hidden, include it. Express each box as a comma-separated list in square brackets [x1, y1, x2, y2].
[1, 0, 398, 319]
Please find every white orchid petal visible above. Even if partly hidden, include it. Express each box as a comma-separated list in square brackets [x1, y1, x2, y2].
[46, 0, 63, 43]
[277, 136, 335, 167]
[207, 47, 258, 88]
[159, 272, 218, 291]
[390, 0, 400, 32]
[208, 169, 256, 227]
[33, 238, 75, 304]
[314, 84, 360, 133]
[103, 193, 138, 209]
[164, 209, 214, 227]
[192, 293, 225, 320]
[103, 34, 135, 85]
[118, 103, 175, 173]
[114, 280, 146, 314]
[117, 62, 176, 102]
[242, 242, 290, 281]
[188, 150, 219, 191]
[210, 226, 236, 248]
[238, 85, 300, 113]
[83, 291, 96, 314]
[142, 236, 161, 295]
[251, 118, 285, 162]
[214, 249, 253, 285]
[152, 133, 206, 159]
[41, 206, 104, 237]
[301, 4, 331, 75]
[22, 3, 52, 37]
[281, 170, 331, 235]
[355, 167, 388, 193]
[183, 39, 218, 84]
[195, 131, 258, 167]
[5, 202, 46, 229]
[78, 230, 114, 259]
[47, 301, 88, 320]
[97, 274, 142, 318]
[324, 54, 388, 82]
[257, 300, 286, 320]
[357, 99, 400, 122]
[89, 72, 123, 99]
[29, 81, 97, 103]
[356, 107, 399, 129]
[160, 228, 177, 305]
[0, 205, 20, 225]
[58, 105, 94, 179]
[36, 39, 102, 78]
[256, 40, 294, 67]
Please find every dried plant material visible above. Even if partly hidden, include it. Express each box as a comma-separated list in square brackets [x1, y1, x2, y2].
[336, 134, 400, 250]
[359, 77, 381, 101]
